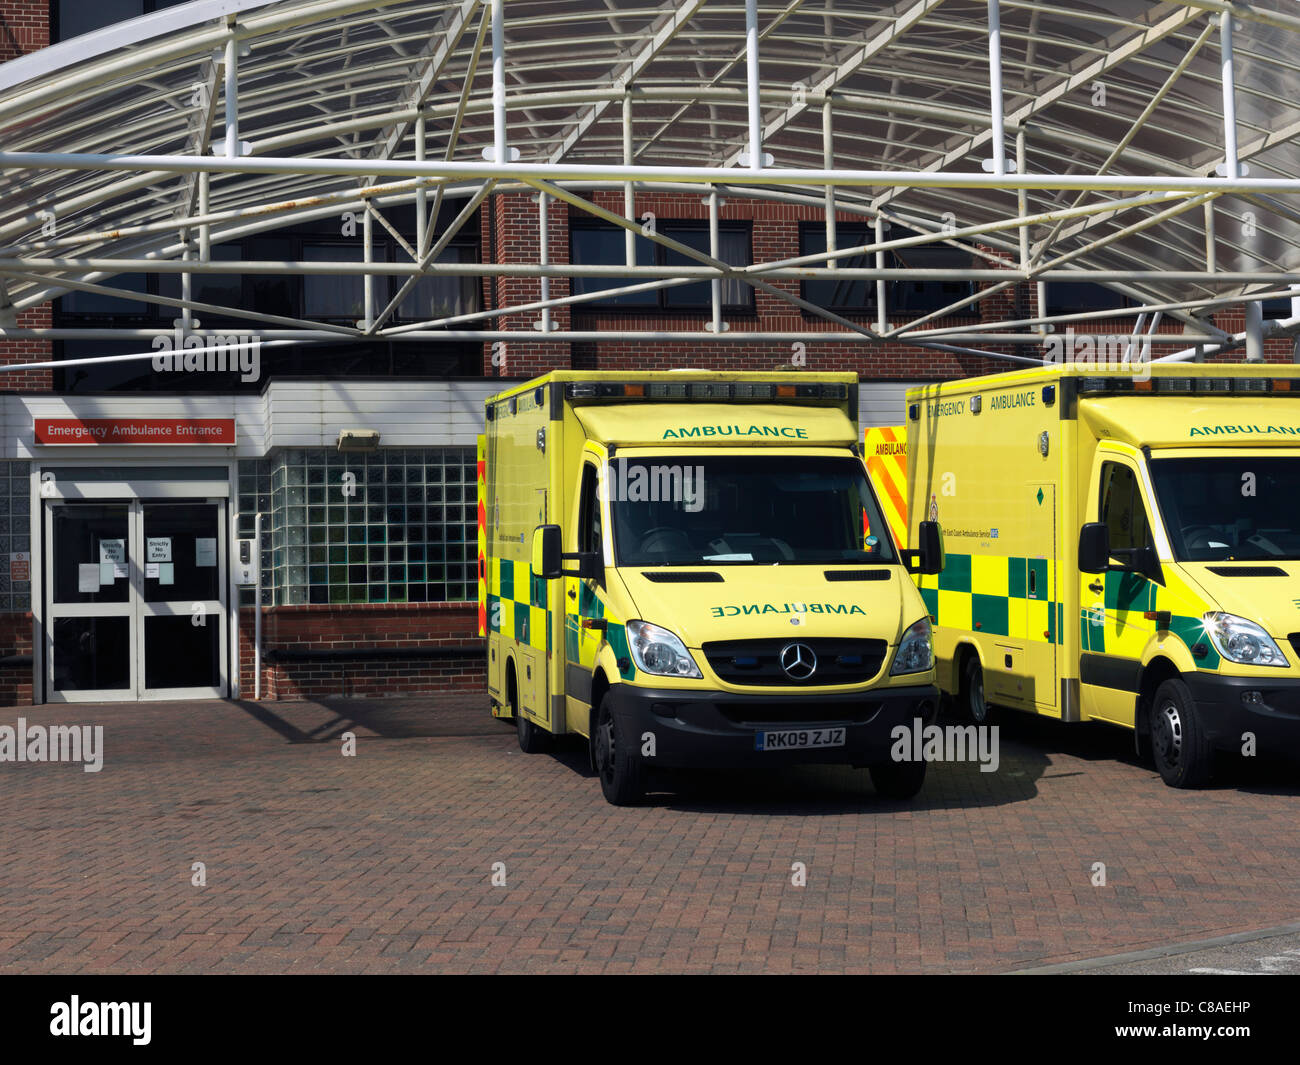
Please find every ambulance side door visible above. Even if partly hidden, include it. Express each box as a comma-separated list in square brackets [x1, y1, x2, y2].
[563, 457, 608, 735]
[1080, 451, 1159, 727]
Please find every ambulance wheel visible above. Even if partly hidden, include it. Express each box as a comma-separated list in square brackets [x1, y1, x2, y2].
[1150, 678, 1212, 788]
[593, 692, 644, 806]
[961, 655, 992, 725]
[511, 670, 549, 754]
[870, 759, 926, 800]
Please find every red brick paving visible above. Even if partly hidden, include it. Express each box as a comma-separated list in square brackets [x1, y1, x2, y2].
[0, 697, 1298, 973]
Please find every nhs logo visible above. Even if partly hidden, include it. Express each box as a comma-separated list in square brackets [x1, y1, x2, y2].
[990, 529, 999, 539]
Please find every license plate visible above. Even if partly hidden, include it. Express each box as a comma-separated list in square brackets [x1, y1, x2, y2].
[755, 727, 846, 751]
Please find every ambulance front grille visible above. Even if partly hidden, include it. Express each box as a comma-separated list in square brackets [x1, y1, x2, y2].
[1289, 634, 1300, 660]
[702, 637, 888, 686]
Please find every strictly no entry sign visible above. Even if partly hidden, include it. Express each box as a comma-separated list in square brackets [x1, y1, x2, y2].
[35, 418, 236, 444]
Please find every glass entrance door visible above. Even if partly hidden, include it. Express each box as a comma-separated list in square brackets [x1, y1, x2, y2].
[45, 499, 228, 702]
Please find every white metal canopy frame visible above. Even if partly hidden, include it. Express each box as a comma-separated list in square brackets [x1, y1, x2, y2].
[1, 0, 1299, 374]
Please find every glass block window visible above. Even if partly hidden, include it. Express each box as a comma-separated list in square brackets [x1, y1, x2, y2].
[0, 463, 32, 612]
[238, 448, 477, 607]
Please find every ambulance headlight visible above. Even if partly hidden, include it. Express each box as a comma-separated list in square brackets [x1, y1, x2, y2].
[626, 620, 702, 679]
[890, 617, 934, 675]
[1203, 613, 1288, 667]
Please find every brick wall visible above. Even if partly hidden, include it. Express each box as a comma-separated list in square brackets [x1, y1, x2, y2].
[0, 0, 46, 62]
[478, 188, 1300, 379]
[238, 603, 485, 700]
[0, 2, 52, 388]
[0, 612, 33, 706]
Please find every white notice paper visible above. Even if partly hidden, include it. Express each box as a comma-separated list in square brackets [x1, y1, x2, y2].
[158, 562, 175, 585]
[99, 538, 127, 582]
[196, 538, 216, 568]
[78, 563, 100, 593]
[146, 537, 171, 563]
[146, 562, 160, 579]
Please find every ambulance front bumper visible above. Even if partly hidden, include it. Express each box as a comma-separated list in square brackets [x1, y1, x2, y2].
[608, 682, 938, 769]
[1185, 673, 1300, 754]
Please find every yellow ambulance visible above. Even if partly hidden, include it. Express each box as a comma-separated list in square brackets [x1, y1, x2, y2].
[899, 363, 1300, 788]
[478, 371, 943, 805]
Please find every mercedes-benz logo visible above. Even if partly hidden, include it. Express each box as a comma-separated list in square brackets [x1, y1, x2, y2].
[779, 642, 817, 680]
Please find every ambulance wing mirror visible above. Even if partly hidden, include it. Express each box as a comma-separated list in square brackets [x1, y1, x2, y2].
[533, 525, 563, 580]
[1078, 522, 1110, 574]
[903, 521, 944, 575]
[533, 524, 602, 581]
[915, 520, 944, 575]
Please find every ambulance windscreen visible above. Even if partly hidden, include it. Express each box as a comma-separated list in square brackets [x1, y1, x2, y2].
[607, 455, 895, 566]
[1149, 456, 1300, 562]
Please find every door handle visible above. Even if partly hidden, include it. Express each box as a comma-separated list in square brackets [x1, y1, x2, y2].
[567, 589, 576, 599]
[1088, 581, 1104, 594]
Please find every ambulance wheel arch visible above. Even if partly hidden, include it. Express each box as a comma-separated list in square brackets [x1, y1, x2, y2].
[504, 652, 553, 752]
[583, 642, 629, 754]
[954, 643, 992, 724]
[1133, 641, 1199, 751]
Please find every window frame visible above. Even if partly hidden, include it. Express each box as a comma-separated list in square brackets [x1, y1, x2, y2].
[569, 219, 755, 313]
[797, 221, 979, 319]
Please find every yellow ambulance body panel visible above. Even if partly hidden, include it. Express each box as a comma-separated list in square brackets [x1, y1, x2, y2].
[905, 363, 1300, 787]
[480, 371, 941, 804]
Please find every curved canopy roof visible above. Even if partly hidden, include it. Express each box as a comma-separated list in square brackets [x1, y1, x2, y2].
[1, 0, 1298, 359]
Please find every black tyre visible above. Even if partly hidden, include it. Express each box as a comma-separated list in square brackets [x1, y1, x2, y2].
[511, 668, 549, 753]
[1150, 677, 1213, 788]
[870, 759, 927, 800]
[592, 691, 645, 806]
[961, 654, 993, 725]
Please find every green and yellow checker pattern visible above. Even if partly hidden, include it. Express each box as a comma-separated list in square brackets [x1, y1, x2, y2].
[918, 552, 1065, 645]
[486, 556, 551, 653]
[562, 583, 636, 681]
[1079, 569, 1219, 667]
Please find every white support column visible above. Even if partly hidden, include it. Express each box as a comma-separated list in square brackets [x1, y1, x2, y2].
[223, 35, 240, 160]
[1204, 200, 1217, 272]
[1219, 13, 1240, 180]
[1016, 126, 1028, 267]
[707, 187, 725, 332]
[875, 215, 887, 333]
[987, 0, 1006, 176]
[744, 0, 762, 171]
[536, 191, 552, 332]
[198, 172, 210, 261]
[363, 206, 374, 330]
[823, 99, 837, 270]
[623, 94, 635, 269]
[1292, 285, 1300, 363]
[1244, 299, 1263, 362]
[491, 0, 507, 164]
[415, 115, 427, 253]
[181, 242, 193, 329]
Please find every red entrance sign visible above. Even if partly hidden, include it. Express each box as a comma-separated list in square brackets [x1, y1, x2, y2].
[35, 418, 236, 445]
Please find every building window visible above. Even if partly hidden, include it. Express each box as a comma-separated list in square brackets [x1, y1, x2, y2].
[1045, 282, 1132, 317]
[240, 448, 477, 607]
[799, 223, 978, 317]
[570, 221, 754, 311]
[53, 207, 482, 391]
[0, 463, 32, 612]
[1263, 296, 1295, 320]
[53, 0, 191, 42]
[799, 224, 878, 313]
